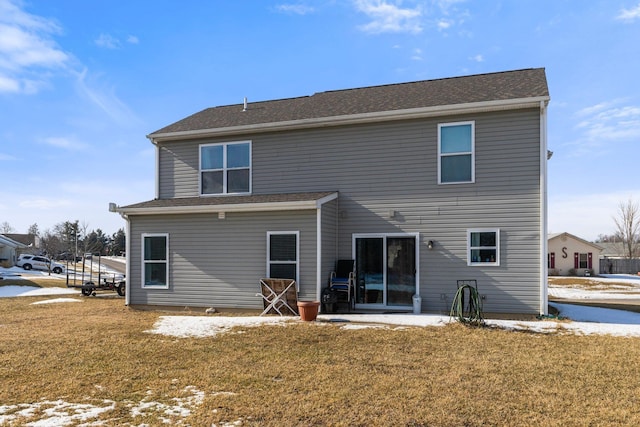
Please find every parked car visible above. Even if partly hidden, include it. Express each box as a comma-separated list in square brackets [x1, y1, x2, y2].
[56, 252, 82, 262]
[16, 254, 66, 274]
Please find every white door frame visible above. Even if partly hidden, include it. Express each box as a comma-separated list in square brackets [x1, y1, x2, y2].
[352, 232, 420, 309]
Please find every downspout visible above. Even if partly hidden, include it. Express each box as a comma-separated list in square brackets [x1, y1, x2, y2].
[539, 100, 549, 315]
[147, 136, 160, 199]
[316, 206, 322, 303]
[119, 212, 132, 306]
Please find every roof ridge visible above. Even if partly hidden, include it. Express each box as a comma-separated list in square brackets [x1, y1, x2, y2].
[315, 67, 545, 96]
[149, 67, 549, 137]
[208, 68, 545, 110]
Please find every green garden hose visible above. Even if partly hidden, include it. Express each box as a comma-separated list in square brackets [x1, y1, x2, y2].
[450, 284, 484, 325]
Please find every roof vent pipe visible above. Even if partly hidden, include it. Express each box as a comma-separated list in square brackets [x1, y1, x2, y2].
[243, 97, 247, 112]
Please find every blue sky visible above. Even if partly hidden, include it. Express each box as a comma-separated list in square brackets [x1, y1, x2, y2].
[0, 0, 639, 241]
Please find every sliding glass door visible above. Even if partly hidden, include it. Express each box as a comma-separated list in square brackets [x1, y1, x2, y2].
[354, 234, 418, 308]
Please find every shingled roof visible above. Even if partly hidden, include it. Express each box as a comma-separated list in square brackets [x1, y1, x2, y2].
[118, 192, 338, 214]
[150, 68, 548, 138]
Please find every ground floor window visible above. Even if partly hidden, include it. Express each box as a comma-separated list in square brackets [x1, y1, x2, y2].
[142, 233, 169, 288]
[575, 252, 592, 269]
[468, 228, 500, 266]
[267, 231, 299, 285]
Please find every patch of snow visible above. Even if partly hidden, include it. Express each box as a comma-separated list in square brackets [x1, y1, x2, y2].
[549, 274, 640, 299]
[146, 303, 640, 339]
[102, 256, 126, 264]
[0, 266, 66, 279]
[0, 399, 115, 426]
[1, 386, 216, 426]
[0, 286, 79, 298]
[549, 287, 640, 299]
[599, 274, 640, 283]
[31, 298, 81, 305]
[129, 385, 208, 424]
[146, 315, 292, 338]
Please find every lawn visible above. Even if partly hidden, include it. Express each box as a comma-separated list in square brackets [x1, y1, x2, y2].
[2, 278, 640, 426]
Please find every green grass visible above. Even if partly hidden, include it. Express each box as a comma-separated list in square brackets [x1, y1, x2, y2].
[2, 278, 640, 426]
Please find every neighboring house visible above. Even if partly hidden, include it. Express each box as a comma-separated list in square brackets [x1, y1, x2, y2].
[115, 68, 551, 315]
[598, 241, 640, 275]
[598, 241, 640, 259]
[0, 234, 28, 267]
[548, 232, 603, 276]
[4, 233, 39, 250]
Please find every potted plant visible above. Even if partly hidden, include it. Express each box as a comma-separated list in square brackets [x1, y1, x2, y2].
[297, 300, 321, 321]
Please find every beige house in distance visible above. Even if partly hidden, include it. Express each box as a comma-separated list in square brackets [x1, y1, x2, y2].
[548, 232, 603, 276]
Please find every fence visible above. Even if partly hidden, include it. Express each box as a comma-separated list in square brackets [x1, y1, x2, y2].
[599, 258, 640, 275]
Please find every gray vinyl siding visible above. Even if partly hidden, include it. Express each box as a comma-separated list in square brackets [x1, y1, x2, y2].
[158, 142, 199, 199]
[128, 210, 317, 309]
[152, 108, 542, 313]
[320, 199, 338, 297]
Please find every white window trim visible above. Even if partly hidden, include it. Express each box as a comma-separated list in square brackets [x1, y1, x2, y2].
[437, 121, 475, 185]
[266, 231, 300, 289]
[467, 228, 500, 266]
[199, 141, 252, 196]
[578, 253, 588, 269]
[141, 233, 169, 289]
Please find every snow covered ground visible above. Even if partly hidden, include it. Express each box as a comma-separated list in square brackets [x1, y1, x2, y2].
[548, 273, 640, 299]
[3, 269, 640, 337]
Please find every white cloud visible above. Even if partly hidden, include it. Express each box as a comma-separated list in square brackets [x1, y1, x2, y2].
[275, 4, 316, 15]
[436, 18, 452, 30]
[95, 33, 139, 48]
[19, 198, 72, 210]
[354, 0, 423, 34]
[0, 71, 19, 92]
[572, 100, 640, 148]
[0, 0, 69, 94]
[352, 0, 470, 34]
[575, 100, 617, 117]
[469, 54, 483, 62]
[41, 136, 87, 151]
[617, 2, 640, 21]
[73, 68, 140, 126]
[0, 152, 16, 160]
[434, 0, 466, 11]
[95, 33, 120, 49]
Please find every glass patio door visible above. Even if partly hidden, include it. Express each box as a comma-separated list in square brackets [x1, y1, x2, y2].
[354, 234, 417, 308]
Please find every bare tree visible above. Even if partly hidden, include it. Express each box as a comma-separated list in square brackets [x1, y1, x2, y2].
[39, 229, 63, 275]
[79, 220, 90, 254]
[613, 198, 640, 260]
[27, 223, 40, 237]
[1, 221, 14, 233]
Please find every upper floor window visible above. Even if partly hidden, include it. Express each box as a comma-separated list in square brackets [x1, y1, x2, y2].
[438, 121, 475, 184]
[468, 228, 499, 266]
[200, 141, 251, 195]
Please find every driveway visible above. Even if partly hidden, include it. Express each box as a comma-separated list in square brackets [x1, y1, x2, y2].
[98, 257, 126, 275]
[549, 297, 640, 314]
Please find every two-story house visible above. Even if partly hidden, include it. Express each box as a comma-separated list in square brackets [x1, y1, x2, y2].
[114, 68, 550, 315]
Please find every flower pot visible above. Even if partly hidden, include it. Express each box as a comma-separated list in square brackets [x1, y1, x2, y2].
[297, 300, 320, 321]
